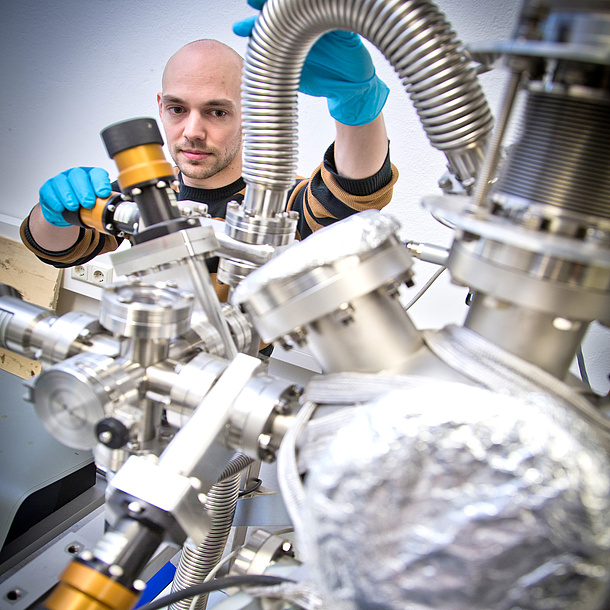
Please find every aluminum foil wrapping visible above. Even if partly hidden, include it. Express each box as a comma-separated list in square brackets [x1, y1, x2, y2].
[299, 382, 610, 609]
[231, 210, 400, 305]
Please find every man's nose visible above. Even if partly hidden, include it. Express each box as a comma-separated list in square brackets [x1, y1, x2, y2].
[183, 113, 206, 141]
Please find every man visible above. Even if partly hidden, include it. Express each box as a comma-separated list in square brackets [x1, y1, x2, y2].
[21, 31, 398, 291]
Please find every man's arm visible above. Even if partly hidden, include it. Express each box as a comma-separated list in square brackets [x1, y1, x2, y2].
[27, 203, 81, 251]
[334, 114, 389, 180]
[21, 167, 120, 268]
[234, 7, 392, 178]
[287, 122, 398, 240]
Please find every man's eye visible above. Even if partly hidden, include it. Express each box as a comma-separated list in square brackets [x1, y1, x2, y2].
[168, 107, 185, 115]
[211, 110, 227, 117]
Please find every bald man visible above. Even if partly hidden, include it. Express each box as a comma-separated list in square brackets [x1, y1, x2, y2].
[161, 41, 244, 189]
[22, 38, 398, 290]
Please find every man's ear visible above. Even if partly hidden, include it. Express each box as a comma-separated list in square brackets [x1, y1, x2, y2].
[157, 92, 163, 119]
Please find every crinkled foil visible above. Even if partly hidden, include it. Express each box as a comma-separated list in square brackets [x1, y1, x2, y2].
[231, 210, 399, 305]
[299, 382, 610, 609]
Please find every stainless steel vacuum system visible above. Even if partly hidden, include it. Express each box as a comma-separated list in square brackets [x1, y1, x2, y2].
[2, 0, 608, 608]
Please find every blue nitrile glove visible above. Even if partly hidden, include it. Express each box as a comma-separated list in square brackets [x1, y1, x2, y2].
[38, 166, 112, 227]
[233, 1, 389, 126]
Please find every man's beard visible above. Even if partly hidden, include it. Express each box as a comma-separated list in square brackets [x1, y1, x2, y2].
[172, 139, 241, 182]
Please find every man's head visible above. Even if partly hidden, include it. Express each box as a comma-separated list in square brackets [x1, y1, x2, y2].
[158, 39, 243, 189]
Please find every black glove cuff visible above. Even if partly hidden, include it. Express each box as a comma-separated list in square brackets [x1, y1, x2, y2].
[24, 212, 86, 257]
[324, 142, 392, 196]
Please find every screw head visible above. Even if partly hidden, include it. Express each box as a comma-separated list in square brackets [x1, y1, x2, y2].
[127, 501, 143, 514]
[98, 430, 113, 444]
[108, 564, 124, 577]
[258, 434, 275, 462]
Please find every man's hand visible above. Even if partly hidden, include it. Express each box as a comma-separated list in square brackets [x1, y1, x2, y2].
[39, 166, 111, 226]
[233, 0, 389, 126]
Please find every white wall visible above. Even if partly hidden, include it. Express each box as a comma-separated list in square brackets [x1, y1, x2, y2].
[1, 0, 607, 393]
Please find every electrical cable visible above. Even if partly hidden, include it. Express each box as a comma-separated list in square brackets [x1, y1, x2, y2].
[186, 527, 295, 610]
[404, 267, 446, 311]
[137, 575, 294, 610]
[577, 347, 591, 389]
[204, 550, 239, 583]
[238, 478, 262, 497]
[430, 209, 457, 230]
[270, 528, 295, 536]
[187, 549, 241, 610]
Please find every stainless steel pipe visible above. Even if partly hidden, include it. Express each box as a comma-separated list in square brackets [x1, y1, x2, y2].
[241, 0, 494, 215]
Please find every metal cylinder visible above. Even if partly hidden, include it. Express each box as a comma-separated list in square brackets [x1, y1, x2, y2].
[302, 289, 423, 374]
[0, 294, 55, 358]
[100, 282, 194, 341]
[464, 292, 590, 378]
[0, 292, 118, 366]
[233, 210, 421, 374]
[31, 352, 144, 450]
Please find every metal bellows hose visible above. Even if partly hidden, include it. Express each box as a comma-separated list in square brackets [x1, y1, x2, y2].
[242, 0, 494, 211]
[169, 473, 241, 610]
[169, 454, 252, 610]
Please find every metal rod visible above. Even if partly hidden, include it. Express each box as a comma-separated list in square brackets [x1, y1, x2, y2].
[472, 69, 524, 208]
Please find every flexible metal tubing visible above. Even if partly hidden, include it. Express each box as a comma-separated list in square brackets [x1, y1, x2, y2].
[241, 0, 493, 202]
[169, 454, 251, 610]
[217, 453, 254, 482]
[496, 90, 610, 221]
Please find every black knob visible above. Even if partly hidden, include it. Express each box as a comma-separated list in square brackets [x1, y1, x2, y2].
[101, 117, 164, 158]
[96, 418, 130, 449]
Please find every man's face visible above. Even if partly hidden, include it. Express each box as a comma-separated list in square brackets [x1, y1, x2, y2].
[158, 54, 242, 188]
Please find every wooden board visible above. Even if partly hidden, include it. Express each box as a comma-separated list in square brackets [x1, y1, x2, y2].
[0, 236, 63, 378]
